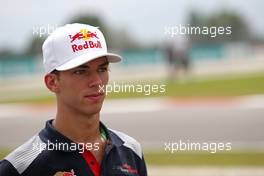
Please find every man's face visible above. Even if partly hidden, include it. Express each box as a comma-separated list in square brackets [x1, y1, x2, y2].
[52, 57, 109, 116]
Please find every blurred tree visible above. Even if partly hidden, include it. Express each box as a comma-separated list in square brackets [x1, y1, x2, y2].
[108, 28, 141, 50]
[0, 48, 27, 60]
[24, 37, 45, 56]
[0, 49, 16, 58]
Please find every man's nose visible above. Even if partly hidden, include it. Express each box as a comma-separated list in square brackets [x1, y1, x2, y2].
[88, 72, 103, 88]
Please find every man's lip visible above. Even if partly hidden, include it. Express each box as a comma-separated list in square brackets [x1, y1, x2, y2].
[84, 93, 104, 97]
[84, 93, 104, 102]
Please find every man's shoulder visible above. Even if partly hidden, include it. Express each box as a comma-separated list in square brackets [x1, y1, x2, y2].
[0, 159, 20, 176]
[108, 129, 143, 159]
[0, 135, 46, 175]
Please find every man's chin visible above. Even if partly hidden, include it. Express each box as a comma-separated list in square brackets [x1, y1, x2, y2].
[82, 103, 103, 116]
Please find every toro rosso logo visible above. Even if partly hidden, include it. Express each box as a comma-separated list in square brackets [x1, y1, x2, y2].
[69, 29, 102, 52]
[114, 163, 138, 175]
[54, 169, 77, 176]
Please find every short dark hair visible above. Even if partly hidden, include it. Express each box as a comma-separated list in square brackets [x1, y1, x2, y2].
[50, 70, 60, 79]
[51, 69, 59, 75]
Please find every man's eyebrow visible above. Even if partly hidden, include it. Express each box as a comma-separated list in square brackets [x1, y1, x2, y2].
[75, 61, 109, 69]
[99, 61, 109, 67]
[76, 65, 89, 69]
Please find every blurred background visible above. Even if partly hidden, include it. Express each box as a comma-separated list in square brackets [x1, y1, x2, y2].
[0, 0, 264, 175]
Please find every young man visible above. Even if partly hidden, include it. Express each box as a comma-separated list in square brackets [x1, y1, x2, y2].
[0, 23, 147, 176]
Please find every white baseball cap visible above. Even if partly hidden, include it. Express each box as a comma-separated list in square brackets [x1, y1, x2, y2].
[42, 23, 122, 73]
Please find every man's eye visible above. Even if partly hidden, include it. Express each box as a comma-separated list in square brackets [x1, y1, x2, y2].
[98, 67, 108, 72]
[73, 70, 86, 74]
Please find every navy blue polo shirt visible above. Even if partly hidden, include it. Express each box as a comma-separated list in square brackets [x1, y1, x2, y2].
[0, 120, 147, 176]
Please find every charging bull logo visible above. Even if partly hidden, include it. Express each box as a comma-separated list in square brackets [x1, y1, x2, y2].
[69, 29, 102, 52]
[114, 163, 138, 174]
[69, 29, 99, 43]
[54, 169, 77, 176]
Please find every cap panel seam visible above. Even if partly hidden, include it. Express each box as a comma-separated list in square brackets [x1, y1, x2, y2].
[51, 31, 58, 72]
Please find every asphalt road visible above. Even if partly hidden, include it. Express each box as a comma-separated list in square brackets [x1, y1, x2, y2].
[0, 98, 263, 150]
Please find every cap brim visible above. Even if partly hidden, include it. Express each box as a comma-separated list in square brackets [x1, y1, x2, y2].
[55, 52, 122, 71]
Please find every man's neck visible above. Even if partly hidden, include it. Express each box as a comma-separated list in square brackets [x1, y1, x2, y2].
[52, 108, 101, 144]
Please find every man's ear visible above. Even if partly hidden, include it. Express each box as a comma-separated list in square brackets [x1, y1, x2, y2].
[44, 73, 60, 93]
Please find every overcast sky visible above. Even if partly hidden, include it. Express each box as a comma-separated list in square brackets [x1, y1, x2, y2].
[0, 0, 263, 52]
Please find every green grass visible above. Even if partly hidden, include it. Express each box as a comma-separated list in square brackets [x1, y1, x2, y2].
[144, 151, 264, 166]
[165, 74, 264, 97]
[0, 148, 11, 160]
[106, 73, 264, 99]
[1, 72, 264, 104]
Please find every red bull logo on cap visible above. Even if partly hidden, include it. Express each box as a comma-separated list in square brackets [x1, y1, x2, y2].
[69, 29, 102, 52]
